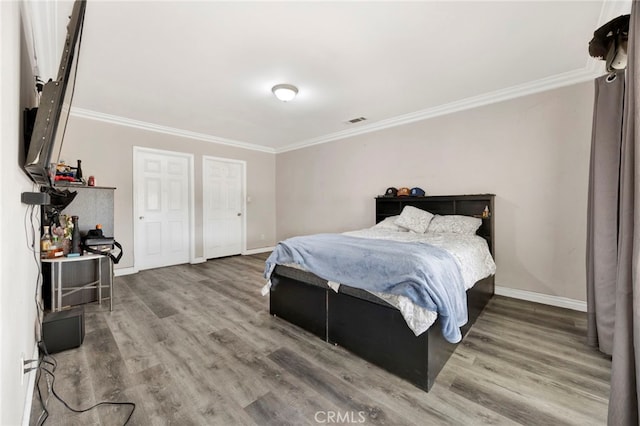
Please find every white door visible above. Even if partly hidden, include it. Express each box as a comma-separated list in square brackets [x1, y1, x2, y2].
[134, 148, 192, 270]
[203, 157, 245, 259]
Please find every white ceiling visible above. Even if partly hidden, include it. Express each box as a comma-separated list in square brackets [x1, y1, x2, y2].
[38, 1, 632, 153]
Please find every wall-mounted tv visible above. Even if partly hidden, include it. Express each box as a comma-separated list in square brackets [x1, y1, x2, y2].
[24, 0, 86, 187]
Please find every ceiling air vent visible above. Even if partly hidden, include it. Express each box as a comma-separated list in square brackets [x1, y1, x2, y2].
[346, 116, 367, 124]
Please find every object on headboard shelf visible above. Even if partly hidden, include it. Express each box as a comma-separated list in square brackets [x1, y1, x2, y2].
[410, 187, 426, 197]
[482, 205, 491, 218]
[383, 187, 398, 197]
[397, 187, 410, 196]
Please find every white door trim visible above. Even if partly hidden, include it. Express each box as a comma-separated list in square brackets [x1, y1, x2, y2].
[202, 155, 247, 256]
[133, 146, 196, 269]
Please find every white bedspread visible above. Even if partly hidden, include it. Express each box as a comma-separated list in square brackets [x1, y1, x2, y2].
[279, 228, 496, 336]
[344, 228, 496, 290]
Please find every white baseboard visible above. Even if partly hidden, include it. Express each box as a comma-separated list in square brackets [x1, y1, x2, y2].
[191, 257, 206, 264]
[243, 246, 275, 255]
[114, 267, 138, 277]
[495, 286, 587, 312]
[22, 341, 40, 426]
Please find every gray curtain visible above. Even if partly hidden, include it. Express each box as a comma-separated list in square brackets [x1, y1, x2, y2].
[587, 3, 640, 425]
[586, 70, 624, 355]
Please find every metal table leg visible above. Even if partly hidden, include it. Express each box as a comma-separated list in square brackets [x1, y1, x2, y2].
[57, 263, 62, 312]
[109, 258, 113, 312]
[98, 256, 102, 306]
[50, 263, 56, 312]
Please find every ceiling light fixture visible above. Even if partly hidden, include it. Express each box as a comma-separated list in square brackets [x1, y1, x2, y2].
[272, 84, 298, 102]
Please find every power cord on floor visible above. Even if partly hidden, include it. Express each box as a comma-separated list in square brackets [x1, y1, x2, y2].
[32, 340, 136, 425]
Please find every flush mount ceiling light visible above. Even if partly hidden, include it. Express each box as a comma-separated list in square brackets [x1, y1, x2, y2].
[272, 84, 298, 102]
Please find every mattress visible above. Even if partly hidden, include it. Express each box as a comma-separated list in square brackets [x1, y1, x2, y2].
[265, 227, 496, 336]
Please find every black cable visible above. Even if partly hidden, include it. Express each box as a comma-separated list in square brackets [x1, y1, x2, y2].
[34, 365, 49, 426]
[28, 204, 46, 334]
[38, 364, 136, 425]
[35, 342, 136, 425]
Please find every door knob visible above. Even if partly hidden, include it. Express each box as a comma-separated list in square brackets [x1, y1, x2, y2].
[237, 213, 242, 217]
[139, 216, 144, 220]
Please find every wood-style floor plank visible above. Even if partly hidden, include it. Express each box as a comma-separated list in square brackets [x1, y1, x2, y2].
[30, 255, 611, 425]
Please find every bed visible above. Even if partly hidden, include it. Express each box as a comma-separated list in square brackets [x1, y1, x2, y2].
[265, 194, 495, 391]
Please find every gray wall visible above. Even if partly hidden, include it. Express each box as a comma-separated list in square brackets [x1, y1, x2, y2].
[60, 116, 277, 270]
[276, 81, 594, 302]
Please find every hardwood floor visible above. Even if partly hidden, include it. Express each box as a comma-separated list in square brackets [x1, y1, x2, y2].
[30, 254, 611, 425]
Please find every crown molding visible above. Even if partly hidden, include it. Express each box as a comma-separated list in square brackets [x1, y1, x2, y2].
[275, 0, 630, 154]
[73, 64, 604, 157]
[276, 66, 602, 154]
[70, 107, 276, 154]
[43, 1, 636, 157]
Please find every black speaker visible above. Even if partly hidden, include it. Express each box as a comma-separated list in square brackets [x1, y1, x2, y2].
[21, 191, 51, 205]
[42, 306, 85, 354]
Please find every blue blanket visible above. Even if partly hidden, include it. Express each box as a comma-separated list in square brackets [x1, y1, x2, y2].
[264, 234, 468, 343]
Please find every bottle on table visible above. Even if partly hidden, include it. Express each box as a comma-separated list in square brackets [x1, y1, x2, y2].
[71, 216, 82, 255]
[76, 159, 83, 180]
[40, 226, 52, 258]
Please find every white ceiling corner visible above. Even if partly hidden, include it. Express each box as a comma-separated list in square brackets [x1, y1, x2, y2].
[48, 1, 630, 154]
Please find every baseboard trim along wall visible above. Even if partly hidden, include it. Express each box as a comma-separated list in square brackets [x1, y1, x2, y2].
[114, 250, 272, 277]
[495, 286, 587, 312]
[243, 246, 275, 255]
[114, 267, 138, 277]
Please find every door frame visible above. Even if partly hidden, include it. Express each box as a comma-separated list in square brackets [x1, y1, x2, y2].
[202, 155, 247, 257]
[133, 146, 196, 270]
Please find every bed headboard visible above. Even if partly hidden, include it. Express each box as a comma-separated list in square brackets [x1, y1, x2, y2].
[375, 194, 495, 257]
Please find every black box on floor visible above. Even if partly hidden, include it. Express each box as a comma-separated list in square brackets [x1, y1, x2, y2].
[42, 306, 85, 354]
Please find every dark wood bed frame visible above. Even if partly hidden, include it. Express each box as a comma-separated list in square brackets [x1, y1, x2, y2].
[269, 194, 495, 391]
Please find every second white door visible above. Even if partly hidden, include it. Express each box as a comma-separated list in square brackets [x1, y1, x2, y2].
[203, 157, 245, 259]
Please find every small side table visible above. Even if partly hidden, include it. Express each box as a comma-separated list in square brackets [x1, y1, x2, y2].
[41, 254, 113, 312]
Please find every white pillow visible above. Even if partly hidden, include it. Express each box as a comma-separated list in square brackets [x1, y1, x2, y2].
[394, 206, 434, 233]
[372, 216, 409, 232]
[427, 214, 482, 235]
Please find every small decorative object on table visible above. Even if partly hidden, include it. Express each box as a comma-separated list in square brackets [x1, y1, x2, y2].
[76, 160, 83, 180]
[71, 215, 82, 255]
[40, 226, 52, 258]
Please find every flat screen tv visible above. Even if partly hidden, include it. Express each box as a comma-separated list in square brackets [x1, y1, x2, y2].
[24, 0, 86, 187]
